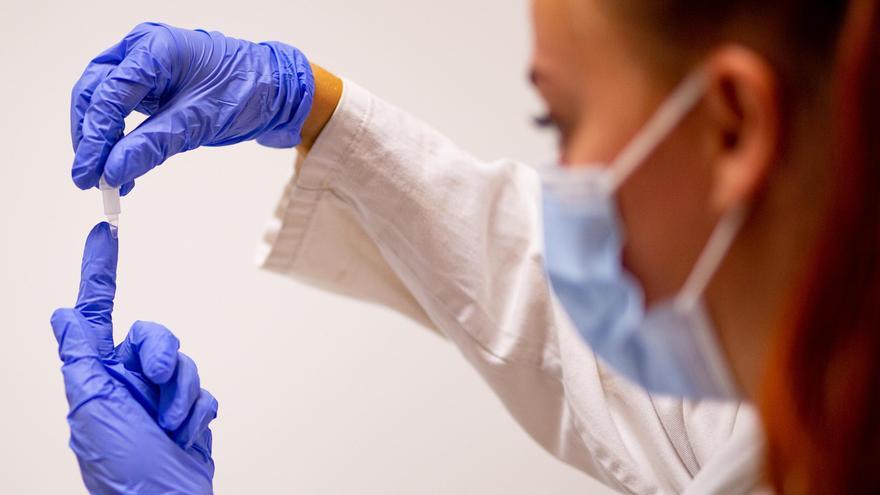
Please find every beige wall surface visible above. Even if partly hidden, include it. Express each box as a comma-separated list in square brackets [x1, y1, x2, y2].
[0, 0, 615, 493]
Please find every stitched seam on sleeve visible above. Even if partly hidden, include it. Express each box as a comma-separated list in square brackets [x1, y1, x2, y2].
[263, 84, 375, 273]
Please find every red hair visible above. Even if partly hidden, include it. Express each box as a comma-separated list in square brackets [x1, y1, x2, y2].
[760, 0, 880, 492]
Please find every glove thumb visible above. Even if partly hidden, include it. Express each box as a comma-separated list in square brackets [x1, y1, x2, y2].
[102, 111, 188, 188]
[50, 308, 115, 414]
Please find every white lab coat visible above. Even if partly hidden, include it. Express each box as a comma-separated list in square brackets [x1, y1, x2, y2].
[257, 81, 769, 494]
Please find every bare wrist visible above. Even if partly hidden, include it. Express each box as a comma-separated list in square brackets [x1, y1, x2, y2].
[297, 63, 343, 152]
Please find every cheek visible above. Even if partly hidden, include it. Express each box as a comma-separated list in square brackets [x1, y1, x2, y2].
[561, 74, 663, 165]
[616, 134, 719, 304]
[562, 107, 643, 165]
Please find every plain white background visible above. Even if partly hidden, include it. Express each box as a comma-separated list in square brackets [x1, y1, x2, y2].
[0, 0, 616, 493]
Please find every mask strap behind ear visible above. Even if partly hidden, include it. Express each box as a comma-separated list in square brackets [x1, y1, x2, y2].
[676, 205, 749, 311]
[607, 71, 709, 192]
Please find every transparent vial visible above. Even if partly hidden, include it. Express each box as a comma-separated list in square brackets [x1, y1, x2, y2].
[98, 177, 121, 238]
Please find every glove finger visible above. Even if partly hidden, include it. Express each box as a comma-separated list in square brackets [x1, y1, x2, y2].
[74, 222, 118, 357]
[72, 52, 161, 190]
[188, 428, 215, 467]
[70, 61, 116, 152]
[50, 308, 116, 413]
[116, 320, 180, 384]
[70, 22, 168, 154]
[158, 353, 201, 432]
[102, 108, 190, 187]
[68, 31, 139, 152]
[173, 388, 218, 449]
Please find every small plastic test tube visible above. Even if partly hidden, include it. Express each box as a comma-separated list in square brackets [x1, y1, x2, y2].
[98, 177, 121, 238]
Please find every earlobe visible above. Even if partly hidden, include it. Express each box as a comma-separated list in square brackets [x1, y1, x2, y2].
[704, 45, 781, 212]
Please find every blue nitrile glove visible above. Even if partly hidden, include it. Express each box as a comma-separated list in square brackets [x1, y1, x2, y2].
[50, 223, 217, 494]
[70, 22, 315, 194]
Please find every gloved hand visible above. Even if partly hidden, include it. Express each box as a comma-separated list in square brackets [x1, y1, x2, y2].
[70, 22, 315, 194]
[50, 223, 217, 494]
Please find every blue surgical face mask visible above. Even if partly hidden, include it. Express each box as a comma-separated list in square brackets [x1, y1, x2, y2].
[541, 71, 746, 399]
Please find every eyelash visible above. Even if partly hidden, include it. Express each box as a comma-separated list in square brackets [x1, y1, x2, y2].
[533, 113, 556, 129]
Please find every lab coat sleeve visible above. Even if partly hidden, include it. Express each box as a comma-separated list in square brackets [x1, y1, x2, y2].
[257, 81, 762, 494]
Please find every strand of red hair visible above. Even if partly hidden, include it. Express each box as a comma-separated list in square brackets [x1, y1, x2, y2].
[760, 0, 880, 492]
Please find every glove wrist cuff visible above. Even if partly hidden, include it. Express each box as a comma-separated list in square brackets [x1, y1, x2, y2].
[257, 41, 316, 148]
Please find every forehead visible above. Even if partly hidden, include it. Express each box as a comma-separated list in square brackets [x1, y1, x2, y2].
[531, 0, 585, 61]
[530, 0, 632, 81]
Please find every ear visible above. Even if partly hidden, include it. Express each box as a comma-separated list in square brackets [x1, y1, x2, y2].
[703, 45, 781, 211]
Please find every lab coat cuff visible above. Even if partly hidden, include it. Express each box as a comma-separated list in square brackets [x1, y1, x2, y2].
[257, 78, 371, 273]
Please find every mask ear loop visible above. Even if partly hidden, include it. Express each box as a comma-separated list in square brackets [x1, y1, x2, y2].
[676, 206, 749, 311]
[602, 69, 744, 396]
[674, 205, 749, 398]
[606, 71, 710, 192]
[540, 70, 708, 201]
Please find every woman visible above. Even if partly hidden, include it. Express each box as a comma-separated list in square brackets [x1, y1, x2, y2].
[57, 0, 878, 493]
